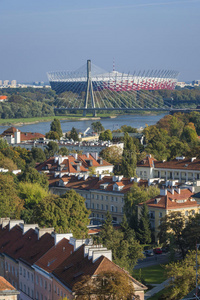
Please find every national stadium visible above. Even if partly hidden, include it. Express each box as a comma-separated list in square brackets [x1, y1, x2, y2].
[47, 60, 179, 94]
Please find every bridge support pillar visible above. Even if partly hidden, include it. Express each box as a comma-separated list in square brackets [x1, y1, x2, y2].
[83, 60, 96, 117]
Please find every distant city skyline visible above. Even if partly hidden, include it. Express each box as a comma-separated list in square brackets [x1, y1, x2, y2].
[1, 0, 200, 83]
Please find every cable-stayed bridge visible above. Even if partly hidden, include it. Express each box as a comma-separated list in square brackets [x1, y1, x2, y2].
[47, 60, 179, 116]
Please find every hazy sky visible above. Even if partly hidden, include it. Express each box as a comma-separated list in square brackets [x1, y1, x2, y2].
[1, 0, 200, 82]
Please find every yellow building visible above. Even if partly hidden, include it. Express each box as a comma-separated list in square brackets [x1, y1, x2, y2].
[138, 187, 200, 241]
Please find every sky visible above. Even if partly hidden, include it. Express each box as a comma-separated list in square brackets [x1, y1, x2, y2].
[0, 0, 200, 82]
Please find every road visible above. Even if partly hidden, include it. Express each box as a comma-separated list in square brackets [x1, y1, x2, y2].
[134, 253, 169, 269]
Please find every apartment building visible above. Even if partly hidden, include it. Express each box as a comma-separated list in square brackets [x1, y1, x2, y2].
[138, 187, 199, 241]
[0, 219, 146, 300]
[49, 174, 146, 223]
[36, 154, 114, 176]
[137, 155, 200, 184]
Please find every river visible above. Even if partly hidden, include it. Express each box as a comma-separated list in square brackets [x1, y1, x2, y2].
[0, 113, 166, 135]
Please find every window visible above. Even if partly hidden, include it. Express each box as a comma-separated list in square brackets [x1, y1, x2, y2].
[20, 282, 22, 290]
[101, 215, 104, 219]
[31, 273, 34, 282]
[41, 294, 43, 300]
[111, 205, 114, 212]
[5, 262, 8, 271]
[45, 280, 47, 290]
[40, 278, 43, 287]
[36, 292, 39, 300]
[54, 284, 56, 293]
[23, 269, 26, 278]
[115, 206, 118, 212]
[28, 287, 30, 296]
[85, 202, 88, 208]
[106, 196, 108, 201]
[15, 269, 18, 277]
[111, 197, 114, 202]
[27, 271, 29, 280]
[115, 197, 118, 202]
[159, 212, 162, 218]
[92, 194, 94, 199]
[121, 207, 123, 213]
[101, 204, 104, 210]
[49, 284, 51, 292]
[57, 287, 60, 296]
[24, 284, 26, 293]
[61, 290, 63, 298]
[92, 203, 94, 209]
[106, 205, 108, 210]
[12, 266, 14, 275]
[36, 275, 38, 285]
[8, 263, 10, 272]
[31, 290, 34, 298]
[101, 195, 104, 200]
[96, 195, 99, 200]
[96, 204, 99, 210]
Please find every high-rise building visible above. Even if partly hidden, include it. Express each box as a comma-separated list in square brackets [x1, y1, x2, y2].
[3, 80, 9, 86]
[11, 80, 17, 87]
[0, 80, 2, 86]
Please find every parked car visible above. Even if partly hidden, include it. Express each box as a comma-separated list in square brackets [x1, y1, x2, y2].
[153, 248, 162, 254]
[144, 250, 154, 256]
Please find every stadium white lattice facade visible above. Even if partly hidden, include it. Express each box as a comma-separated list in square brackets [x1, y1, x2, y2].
[47, 60, 179, 94]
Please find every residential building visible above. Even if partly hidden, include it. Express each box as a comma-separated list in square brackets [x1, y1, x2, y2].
[137, 155, 200, 185]
[0, 276, 20, 300]
[0, 218, 146, 300]
[138, 187, 199, 241]
[36, 154, 114, 176]
[49, 174, 147, 223]
[1, 127, 45, 144]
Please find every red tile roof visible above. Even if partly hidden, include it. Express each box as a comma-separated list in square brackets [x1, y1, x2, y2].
[0, 276, 16, 291]
[137, 155, 157, 168]
[0, 127, 45, 141]
[48, 174, 148, 194]
[53, 245, 146, 291]
[35, 238, 73, 273]
[36, 154, 112, 174]
[154, 157, 200, 171]
[139, 188, 198, 210]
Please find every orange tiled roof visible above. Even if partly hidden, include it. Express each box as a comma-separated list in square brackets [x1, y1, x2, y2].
[137, 155, 157, 168]
[139, 188, 197, 210]
[154, 157, 200, 171]
[53, 245, 147, 291]
[20, 132, 45, 141]
[0, 276, 16, 291]
[0, 96, 7, 100]
[35, 238, 74, 273]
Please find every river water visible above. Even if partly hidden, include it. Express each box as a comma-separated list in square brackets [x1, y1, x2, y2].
[0, 113, 166, 135]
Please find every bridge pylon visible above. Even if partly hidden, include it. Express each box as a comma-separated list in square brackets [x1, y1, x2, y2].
[83, 60, 96, 117]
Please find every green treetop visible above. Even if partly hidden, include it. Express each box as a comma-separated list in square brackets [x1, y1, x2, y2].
[50, 118, 63, 138]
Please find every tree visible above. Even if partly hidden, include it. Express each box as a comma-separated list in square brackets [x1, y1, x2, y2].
[31, 147, 46, 163]
[91, 121, 104, 133]
[0, 174, 24, 218]
[50, 118, 63, 138]
[164, 250, 200, 300]
[45, 131, 60, 140]
[0, 157, 17, 171]
[158, 211, 186, 258]
[35, 190, 90, 238]
[100, 146, 123, 165]
[73, 271, 135, 300]
[19, 167, 49, 190]
[45, 141, 59, 157]
[121, 132, 137, 177]
[99, 129, 112, 141]
[124, 183, 159, 231]
[58, 147, 69, 156]
[68, 127, 80, 141]
[137, 203, 151, 244]
[120, 125, 138, 133]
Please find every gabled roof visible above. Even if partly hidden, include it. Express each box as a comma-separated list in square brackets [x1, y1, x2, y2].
[35, 238, 73, 273]
[137, 155, 157, 168]
[0, 276, 16, 291]
[139, 188, 197, 210]
[0, 127, 45, 141]
[53, 245, 147, 291]
[36, 154, 112, 174]
[154, 157, 200, 171]
[48, 174, 148, 194]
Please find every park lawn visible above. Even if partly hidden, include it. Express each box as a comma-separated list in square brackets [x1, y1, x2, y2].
[132, 264, 167, 284]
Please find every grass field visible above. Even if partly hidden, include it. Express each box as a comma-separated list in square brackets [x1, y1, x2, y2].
[132, 264, 167, 285]
[147, 287, 170, 300]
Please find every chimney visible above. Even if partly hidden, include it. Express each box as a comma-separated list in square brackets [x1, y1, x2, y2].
[84, 244, 103, 257]
[189, 186, 195, 193]
[88, 247, 108, 260]
[69, 237, 92, 251]
[86, 153, 90, 158]
[9, 220, 24, 231]
[168, 188, 174, 195]
[99, 174, 106, 180]
[191, 157, 196, 162]
[175, 188, 181, 194]
[0, 218, 10, 228]
[51, 232, 73, 245]
[20, 224, 38, 234]
[74, 153, 78, 160]
[92, 249, 112, 263]
[35, 227, 54, 240]
[160, 188, 167, 196]
[92, 153, 98, 160]
[134, 177, 140, 183]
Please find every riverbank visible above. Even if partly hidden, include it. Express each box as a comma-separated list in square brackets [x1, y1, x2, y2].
[0, 114, 118, 126]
